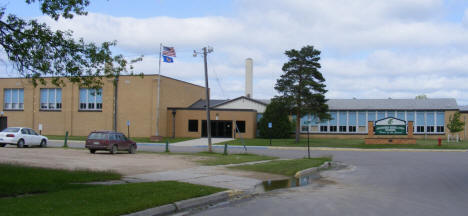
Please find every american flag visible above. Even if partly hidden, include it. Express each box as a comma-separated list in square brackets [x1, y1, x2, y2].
[162, 46, 176, 57]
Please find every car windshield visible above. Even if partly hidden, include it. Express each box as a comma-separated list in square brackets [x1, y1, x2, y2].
[88, 133, 108, 140]
[1, 128, 20, 133]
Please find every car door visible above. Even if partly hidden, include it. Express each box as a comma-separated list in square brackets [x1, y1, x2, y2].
[119, 134, 130, 149]
[28, 129, 41, 145]
[110, 133, 120, 149]
[20, 128, 31, 145]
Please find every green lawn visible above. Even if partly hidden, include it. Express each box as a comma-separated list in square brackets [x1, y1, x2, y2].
[45, 135, 194, 143]
[1, 181, 223, 216]
[223, 138, 468, 149]
[194, 152, 277, 165]
[230, 157, 332, 176]
[0, 164, 224, 216]
[0, 163, 121, 197]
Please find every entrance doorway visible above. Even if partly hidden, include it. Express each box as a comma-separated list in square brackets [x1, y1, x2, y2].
[0, 116, 7, 131]
[202, 120, 233, 138]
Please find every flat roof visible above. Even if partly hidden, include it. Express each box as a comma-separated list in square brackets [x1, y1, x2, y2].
[327, 98, 459, 111]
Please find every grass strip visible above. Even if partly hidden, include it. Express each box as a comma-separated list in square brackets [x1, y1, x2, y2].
[0, 163, 121, 197]
[229, 157, 332, 176]
[0, 181, 224, 216]
[223, 138, 468, 149]
[194, 151, 277, 165]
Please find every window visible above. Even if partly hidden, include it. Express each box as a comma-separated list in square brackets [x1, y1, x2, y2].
[188, 120, 198, 132]
[301, 126, 309, 132]
[236, 121, 246, 133]
[436, 126, 444, 133]
[330, 126, 337, 132]
[3, 88, 24, 110]
[348, 126, 356, 132]
[40, 88, 62, 110]
[339, 126, 346, 132]
[320, 126, 328, 132]
[416, 126, 425, 133]
[426, 126, 434, 133]
[79, 88, 102, 110]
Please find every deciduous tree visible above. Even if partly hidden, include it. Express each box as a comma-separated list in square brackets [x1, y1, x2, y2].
[0, 0, 141, 88]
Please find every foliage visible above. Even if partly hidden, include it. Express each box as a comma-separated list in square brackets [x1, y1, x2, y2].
[0, 0, 142, 88]
[415, 94, 427, 99]
[274, 45, 330, 142]
[447, 111, 464, 133]
[258, 99, 292, 138]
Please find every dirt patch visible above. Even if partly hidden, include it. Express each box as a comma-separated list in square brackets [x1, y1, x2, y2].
[0, 147, 199, 175]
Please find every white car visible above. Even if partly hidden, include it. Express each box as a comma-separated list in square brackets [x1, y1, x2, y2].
[0, 127, 48, 148]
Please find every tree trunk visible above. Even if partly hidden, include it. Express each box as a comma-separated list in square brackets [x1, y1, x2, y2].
[295, 110, 300, 143]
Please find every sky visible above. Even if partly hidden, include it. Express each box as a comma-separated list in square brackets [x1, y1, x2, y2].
[2, 0, 468, 104]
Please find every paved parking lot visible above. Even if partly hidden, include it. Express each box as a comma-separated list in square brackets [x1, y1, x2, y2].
[0, 147, 199, 175]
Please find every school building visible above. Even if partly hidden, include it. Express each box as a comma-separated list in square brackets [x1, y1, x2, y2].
[1, 75, 468, 140]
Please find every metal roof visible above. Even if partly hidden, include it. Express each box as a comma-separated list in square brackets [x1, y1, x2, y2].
[459, 105, 468, 112]
[188, 98, 459, 111]
[188, 99, 229, 108]
[327, 98, 458, 110]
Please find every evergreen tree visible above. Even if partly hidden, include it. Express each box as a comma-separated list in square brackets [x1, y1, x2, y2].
[274, 45, 330, 143]
[258, 99, 292, 138]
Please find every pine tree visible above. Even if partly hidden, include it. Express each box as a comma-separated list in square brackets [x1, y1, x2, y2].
[274, 45, 330, 143]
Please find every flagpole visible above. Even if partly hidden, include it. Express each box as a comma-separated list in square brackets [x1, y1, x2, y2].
[156, 43, 162, 137]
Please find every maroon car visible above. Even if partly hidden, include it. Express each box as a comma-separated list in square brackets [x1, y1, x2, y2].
[85, 131, 137, 154]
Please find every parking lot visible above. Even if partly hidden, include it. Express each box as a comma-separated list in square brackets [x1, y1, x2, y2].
[0, 147, 200, 175]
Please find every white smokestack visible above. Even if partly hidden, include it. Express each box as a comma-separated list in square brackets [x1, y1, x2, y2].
[245, 58, 253, 98]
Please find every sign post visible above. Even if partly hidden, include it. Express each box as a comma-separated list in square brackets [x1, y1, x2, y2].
[304, 120, 311, 159]
[127, 120, 131, 138]
[38, 124, 43, 135]
[268, 122, 272, 146]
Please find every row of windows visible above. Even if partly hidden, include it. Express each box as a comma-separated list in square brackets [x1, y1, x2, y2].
[3, 88, 102, 111]
[188, 120, 246, 133]
[301, 111, 446, 134]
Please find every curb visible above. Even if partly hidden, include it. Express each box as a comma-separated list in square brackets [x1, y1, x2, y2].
[294, 161, 340, 179]
[268, 146, 468, 152]
[124, 191, 232, 216]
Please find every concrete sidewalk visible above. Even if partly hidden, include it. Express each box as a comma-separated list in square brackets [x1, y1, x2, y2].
[125, 165, 262, 191]
[171, 138, 234, 147]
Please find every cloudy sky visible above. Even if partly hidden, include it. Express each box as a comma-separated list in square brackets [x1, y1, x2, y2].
[3, 0, 468, 104]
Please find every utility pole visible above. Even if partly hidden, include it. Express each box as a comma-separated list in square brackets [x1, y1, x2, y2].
[194, 46, 214, 152]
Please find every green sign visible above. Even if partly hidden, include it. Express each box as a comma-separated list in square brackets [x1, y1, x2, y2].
[374, 117, 407, 135]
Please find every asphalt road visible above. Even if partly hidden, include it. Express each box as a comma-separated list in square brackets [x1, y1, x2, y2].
[48, 140, 468, 216]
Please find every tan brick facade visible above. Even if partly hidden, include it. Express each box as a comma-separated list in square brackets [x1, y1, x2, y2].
[0, 75, 205, 137]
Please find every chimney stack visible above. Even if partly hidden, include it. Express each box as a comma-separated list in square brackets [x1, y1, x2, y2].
[245, 58, 253, 98]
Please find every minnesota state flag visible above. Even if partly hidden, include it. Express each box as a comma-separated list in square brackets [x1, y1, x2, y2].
[163, 55, 174, 63]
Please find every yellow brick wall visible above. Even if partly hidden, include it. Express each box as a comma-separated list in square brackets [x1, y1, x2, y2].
[0, 75, 205, 137]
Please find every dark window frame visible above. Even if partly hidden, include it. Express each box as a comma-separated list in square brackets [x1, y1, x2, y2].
[236, 121, 246, 133]
[188, 120, 198, 132]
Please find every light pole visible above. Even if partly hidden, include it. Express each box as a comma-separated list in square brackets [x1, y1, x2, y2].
[194, 46, 214, 152]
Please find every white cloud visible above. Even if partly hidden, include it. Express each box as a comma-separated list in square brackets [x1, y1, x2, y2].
[2, 0, 468, 104]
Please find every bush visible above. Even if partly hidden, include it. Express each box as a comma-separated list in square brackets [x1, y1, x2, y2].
[258, 99, 292, 138]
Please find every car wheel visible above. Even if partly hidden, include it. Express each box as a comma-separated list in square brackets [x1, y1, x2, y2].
[0, 144, 5, 147]
[40, 139, 47, 148]
[128, 145, 136, 154]
[110, 145, 117, 154]
[17, 139, 24, 148]
[90, 149, 96, 154]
